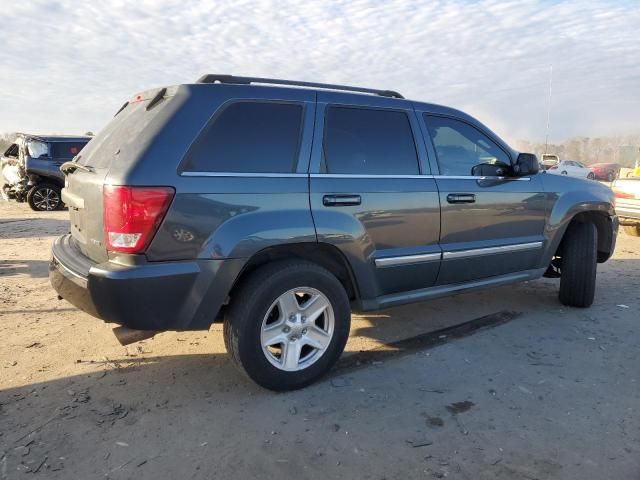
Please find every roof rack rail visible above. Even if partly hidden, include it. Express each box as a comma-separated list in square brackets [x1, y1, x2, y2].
[196, 74, 404, 99]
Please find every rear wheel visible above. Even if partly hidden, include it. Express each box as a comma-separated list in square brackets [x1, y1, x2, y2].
[27, 183, 62, 211]
[561, 171, 568, 175]
[587, 172, 595, 180]
[607, 171, 615, 182]
[623, 225, 640, 237]
[559, 222, 597, 308]
[224, 260, 351, 391]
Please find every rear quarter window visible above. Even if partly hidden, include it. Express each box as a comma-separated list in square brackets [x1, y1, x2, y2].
[182, 101, 304, 173]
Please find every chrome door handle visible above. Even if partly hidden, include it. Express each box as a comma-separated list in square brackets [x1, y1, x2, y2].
[447, 193, 476, 204]
[323, 194, 361, 206]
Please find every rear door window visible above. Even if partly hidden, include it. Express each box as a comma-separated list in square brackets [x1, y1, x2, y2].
[323, 107, 419, 175]
[183, 101, 303, 173]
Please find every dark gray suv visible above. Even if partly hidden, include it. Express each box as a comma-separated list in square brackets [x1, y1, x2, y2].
[50, 75, 618, 390]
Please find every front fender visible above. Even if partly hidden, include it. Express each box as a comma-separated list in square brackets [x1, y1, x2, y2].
[540, 175, 616, 266]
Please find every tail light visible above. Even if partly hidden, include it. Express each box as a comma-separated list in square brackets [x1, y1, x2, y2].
[103, 185, 175, 254]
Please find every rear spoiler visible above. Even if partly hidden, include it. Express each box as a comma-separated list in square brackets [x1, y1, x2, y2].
[114, 86, 176, 117]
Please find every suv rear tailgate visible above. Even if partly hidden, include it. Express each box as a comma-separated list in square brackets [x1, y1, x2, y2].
[63, 88, 176, 263]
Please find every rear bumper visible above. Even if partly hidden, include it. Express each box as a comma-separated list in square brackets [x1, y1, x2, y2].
[50, 235, 244, 330]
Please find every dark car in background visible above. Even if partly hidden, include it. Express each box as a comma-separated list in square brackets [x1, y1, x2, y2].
[1, 133, 91, 210]
[50, 75, 618, 390]
[589, 162, 620, 182]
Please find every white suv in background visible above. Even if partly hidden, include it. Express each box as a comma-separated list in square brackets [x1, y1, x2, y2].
[547, 160, 595, 180]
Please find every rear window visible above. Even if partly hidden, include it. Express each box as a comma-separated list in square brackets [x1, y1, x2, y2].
[77, 100, 153, 168]
[322, 107, 419, 175]
[51, 142, 87, 159]
[183, 101, 303, 173]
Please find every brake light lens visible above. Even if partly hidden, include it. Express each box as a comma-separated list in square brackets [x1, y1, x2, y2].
[103, 186, 174, 253]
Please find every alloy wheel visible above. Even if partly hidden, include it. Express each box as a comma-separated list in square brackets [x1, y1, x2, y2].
[260, 287, 335, 372]
[32, 187, 60, 211]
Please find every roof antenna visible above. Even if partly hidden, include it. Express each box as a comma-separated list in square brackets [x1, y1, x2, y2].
[544, 65, 553, 154]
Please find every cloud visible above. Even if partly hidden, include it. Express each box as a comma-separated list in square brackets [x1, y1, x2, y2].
[0, 0, 638, 142]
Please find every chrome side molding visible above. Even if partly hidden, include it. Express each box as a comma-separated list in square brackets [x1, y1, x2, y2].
[374, 241, 543, 268]
[442, 241, 543, 260]
[375, 252, 442, 268]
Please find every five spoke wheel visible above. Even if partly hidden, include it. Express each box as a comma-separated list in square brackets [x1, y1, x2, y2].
[261, 288, 334, 371]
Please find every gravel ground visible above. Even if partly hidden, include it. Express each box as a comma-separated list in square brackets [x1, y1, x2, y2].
[1, 200, 639, 479]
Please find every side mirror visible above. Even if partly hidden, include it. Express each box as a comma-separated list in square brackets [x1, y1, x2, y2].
[513, 153, 539, 176]
[471, 163, 508, 177]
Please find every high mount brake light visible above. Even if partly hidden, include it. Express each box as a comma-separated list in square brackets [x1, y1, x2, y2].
[103, 186, 174, 254]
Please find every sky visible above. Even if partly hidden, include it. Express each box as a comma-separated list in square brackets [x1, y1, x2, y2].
[1, 0, 639, 144]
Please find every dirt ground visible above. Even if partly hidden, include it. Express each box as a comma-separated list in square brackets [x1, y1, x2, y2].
[1, 199, 639, 479]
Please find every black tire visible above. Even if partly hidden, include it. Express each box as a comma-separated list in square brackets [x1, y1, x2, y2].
[559, 222, 597, 308]
[561, 171, 568, 175]
[223, 260, 351, 391]
[27, 183, 63, 211]
[607, 171, 615, 182]
[587, 172, 595, 180]
[623, 225, 640, 237]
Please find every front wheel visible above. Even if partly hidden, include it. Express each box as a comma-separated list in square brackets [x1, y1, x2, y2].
[27, 183, 62, 211]
[559, 222, 597, 307]
[607, 171, 615, 182]
[587, 172, 595, 180]
[224, 260, 351, 391]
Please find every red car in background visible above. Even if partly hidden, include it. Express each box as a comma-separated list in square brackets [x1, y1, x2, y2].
[589, 163, 620, 182]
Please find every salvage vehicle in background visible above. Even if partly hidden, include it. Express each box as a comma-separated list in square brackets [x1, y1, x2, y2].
[589, 162, 620, 182]
[547, 159, 595, 179]
[50, 75, 618, 390]
[1, 134, 91, 210]
[612, 177, 640, 236]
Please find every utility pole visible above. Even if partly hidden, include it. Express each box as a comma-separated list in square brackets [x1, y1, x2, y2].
[544, 65, 553, 154]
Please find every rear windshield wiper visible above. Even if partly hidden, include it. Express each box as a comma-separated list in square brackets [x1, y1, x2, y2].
[61, 161, 94, 175]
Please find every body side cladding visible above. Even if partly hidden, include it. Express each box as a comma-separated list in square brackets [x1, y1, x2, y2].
[361, 267, 547, 311]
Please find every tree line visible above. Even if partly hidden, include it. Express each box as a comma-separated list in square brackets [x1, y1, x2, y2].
[514, 134, 640, 167]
